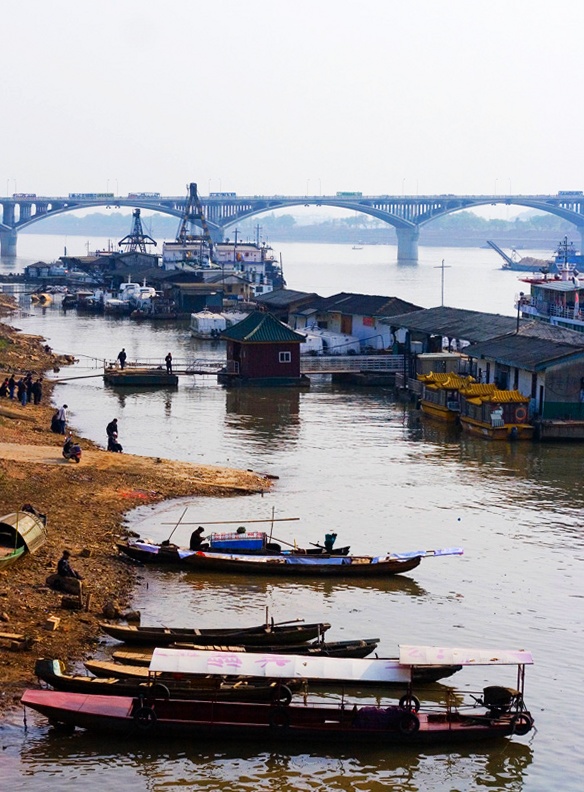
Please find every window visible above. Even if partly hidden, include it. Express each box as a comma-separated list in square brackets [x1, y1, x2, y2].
[279, 351, 291, 363]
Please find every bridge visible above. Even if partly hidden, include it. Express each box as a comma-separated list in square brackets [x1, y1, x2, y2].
[2, 190, 584, 261]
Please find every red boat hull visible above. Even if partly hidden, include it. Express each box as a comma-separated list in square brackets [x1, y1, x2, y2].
[21, 689, 532, 745]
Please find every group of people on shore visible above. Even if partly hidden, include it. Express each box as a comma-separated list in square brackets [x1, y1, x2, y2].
[0, 373, 43, 405]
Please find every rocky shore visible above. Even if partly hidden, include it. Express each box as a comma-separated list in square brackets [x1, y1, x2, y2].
[0, 294, 271, 715]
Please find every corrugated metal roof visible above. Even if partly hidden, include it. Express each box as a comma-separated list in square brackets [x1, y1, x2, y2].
[380, 306, 518, 342]
[255, 289, 318, 307]
[294, 292, 422, 317]
[464, 332, 584, 370]
[221, 311, 306, 343]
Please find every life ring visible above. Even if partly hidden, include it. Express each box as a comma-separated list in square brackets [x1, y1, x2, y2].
[273, 684, 293, 707]
[510, 713, 533, 736]
[134, 706, 157, 731]
[399, 694, 420, 713]
[515, 406, 527, 423]
[399, 712, 420, 734]
[269, 708, 290, 730]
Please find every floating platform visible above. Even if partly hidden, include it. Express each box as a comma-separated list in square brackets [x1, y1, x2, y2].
[103, 368, 179, 387]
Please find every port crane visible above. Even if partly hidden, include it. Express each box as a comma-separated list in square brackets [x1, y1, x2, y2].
[118, 208, 157, 254]
[175, 182, 215, 263]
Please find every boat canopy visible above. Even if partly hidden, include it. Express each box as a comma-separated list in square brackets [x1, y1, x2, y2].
[149, 648, 412, 683]
[399, 645, 533, 666]
[0, 511, 47, 554]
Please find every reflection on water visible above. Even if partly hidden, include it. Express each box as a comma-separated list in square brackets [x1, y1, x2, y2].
[11, 719, 533, 792]
[3, 240, 583, 790]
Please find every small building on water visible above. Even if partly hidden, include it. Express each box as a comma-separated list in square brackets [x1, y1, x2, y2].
[218, 311, 309, 387]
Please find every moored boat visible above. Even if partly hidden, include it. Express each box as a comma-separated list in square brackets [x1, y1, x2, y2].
[21, 644, 534, 744]
[417, 372, 475, 423]
[34, 659, 293, 702]
[112, 637, 381, 664]
[0, 509, 47, 570]
[458, 384, 533, 440]
[98, 619, 331, 646]
[117, 536, 461, 576]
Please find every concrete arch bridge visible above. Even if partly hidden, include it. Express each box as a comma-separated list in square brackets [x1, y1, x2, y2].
[2, 191, 584, 261]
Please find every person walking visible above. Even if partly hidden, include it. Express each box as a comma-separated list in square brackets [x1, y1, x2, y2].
[56, 404, 68, 434]
[165, 352, 173, 374]
[117, 348, 127, 369]
[8, 374, 16, 400]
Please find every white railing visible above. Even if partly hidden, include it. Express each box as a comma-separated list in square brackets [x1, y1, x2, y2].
[300, 355, 404, 373]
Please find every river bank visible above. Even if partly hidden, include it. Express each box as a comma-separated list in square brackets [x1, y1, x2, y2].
[0, 295, 271, 715]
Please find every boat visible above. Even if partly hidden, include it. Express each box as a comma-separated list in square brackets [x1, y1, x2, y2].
[116, 531, 351, 565]
[181, 546, 462, 578]
[516, 236, 584, 332]
[34, 659, 293, 703]
[21, 644, 534, 744]
[458, 383, 533, 440]
[487, 240, 555, 273]
[0, 509, 47, 570]
[190, 309, 227, 339]
[416, 372, 476, 423]
[112, 637, 381, 664]
[98, 620, 331, 646]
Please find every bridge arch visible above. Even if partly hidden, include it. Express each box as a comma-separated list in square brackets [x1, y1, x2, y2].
[3, 193, 584, 260]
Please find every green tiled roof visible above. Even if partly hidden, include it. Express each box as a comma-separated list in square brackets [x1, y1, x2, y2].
[222, 311, 306, 343]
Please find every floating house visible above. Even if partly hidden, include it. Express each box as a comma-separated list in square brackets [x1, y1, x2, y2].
[218, 311, 309, 387]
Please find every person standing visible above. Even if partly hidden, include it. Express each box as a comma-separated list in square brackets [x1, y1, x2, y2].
[0, 378, 8, 397]
[31, 377, 43, 405]
[56, 404, 68, 434]
[8, 374, 16, 399]
[117, 348, 127, 369]
[17, 377, 27, 406]
[165, 352, 173, 374]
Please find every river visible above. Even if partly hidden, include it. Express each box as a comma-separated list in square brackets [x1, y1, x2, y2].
[1, 235, 581, 791]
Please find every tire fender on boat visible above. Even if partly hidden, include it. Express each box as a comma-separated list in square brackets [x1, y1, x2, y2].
[273, 684, 293, 707]
[511, 713, 533, 736]
[399, 694, 421, 713]
[134, 706, 157, 731]
[399, 712, 420, 734]
[269, 708, 291, 730]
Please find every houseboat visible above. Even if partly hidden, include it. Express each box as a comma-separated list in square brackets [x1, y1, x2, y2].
[417, 372, 475, 423]
[458, 384, 533, 440]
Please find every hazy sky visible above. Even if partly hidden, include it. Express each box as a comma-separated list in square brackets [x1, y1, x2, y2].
[1, 0, 582, 199]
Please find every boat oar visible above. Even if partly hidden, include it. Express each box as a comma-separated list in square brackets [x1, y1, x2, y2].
[160, 517, 300, 526]
[165, 506, 188, 544]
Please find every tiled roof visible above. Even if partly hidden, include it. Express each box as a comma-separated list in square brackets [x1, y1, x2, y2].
[222, 311, 306, 343]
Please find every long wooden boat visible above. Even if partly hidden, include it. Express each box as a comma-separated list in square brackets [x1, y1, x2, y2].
[116, 538, 351, 565]
[0, 510, 47, 570]
[99, 620, 331, 646]
[34, 659, 294, 703]
[116, 542, 464, 576]
[112, 637, 381, 665]
[22, 645, 535, 744]
[110, 643, 461, 683]
[179, 547, 462, 577]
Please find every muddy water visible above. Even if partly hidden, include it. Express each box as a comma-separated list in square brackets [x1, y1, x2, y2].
[1, 238, 581, 790]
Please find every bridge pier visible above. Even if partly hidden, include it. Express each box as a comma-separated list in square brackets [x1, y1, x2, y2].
[395, 227, 419, 262]
[0, 229, 17, 257]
